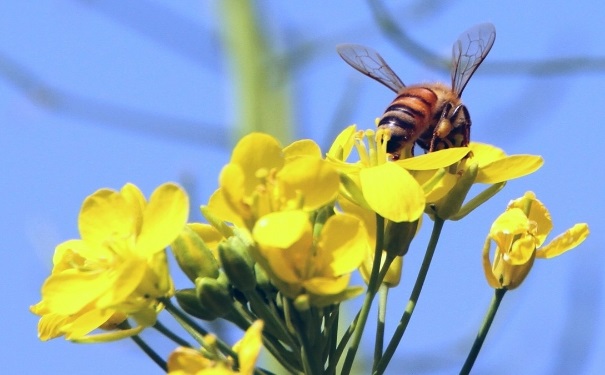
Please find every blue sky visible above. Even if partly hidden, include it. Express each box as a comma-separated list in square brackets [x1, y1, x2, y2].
[2, 1, 603, 374]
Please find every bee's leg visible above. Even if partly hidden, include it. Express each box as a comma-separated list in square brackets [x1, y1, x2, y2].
[450, 105, 471, 147]
[430, 103, 453, 152]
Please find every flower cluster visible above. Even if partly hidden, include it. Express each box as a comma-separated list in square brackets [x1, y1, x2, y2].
[31, 183, 188, 341]
[31, 125, 589, 374]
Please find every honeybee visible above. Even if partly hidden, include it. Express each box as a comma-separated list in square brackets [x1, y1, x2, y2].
[337, 23, 496, 159]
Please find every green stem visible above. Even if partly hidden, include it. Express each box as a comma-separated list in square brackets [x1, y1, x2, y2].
[340, 215, 387, 375]
[153, 319, 192, 348]
[130, 333, 167, 372]
[373, 284, 388, 370]
[294, 306, 322, 375]
[162, 298, 236, 359]
[459, 288, 507, 375]
[326, 311, 358, 375]
[245, 289, 298, 349]
[374, 217, 445, 375]
[324, 306, 339, 375]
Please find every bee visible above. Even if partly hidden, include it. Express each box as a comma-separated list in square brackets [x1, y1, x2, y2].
[337, 23, 496, 159]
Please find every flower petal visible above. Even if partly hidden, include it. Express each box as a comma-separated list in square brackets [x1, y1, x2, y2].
[283, 139, 322, 159]
[41, 271, 107, 315]
[316, 214, 368, 275]
[476, 155, 544, 184]
[303, 275, 350, 296]
[328, 125, 357, 161]
[278, 157, 340, 211]
[253, 211, 313, 283]
[136, 183, 189, 256]
[79, 189, 134, 250]
[397, 147, 470, 170]
[536, 223, 590, 259]
[236, 320, 264, 375]
[230, 133, 284, 194]
[360, 163, 425, 222]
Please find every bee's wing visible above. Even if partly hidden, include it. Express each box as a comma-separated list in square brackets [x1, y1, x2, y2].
[337, 44, 406, 93]
[451, 23, 496, 97]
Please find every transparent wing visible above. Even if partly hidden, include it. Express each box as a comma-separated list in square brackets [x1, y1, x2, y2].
[336, 44, 406, 93]
[451, 23, 496, 97]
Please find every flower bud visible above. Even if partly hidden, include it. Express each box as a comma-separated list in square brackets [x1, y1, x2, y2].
[433, 163, 478, 220]
[195, 276, 233, 318]
[171, 226, 219, 282]
[175, 288, 218, 321]
[384, 219, 419, 257]
[218, 236, 257, 292]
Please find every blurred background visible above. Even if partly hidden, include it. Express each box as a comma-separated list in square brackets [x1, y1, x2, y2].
[3, 1, 603, 374]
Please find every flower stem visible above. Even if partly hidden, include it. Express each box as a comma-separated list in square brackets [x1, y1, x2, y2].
[153, 319, 192, 348]
[373, 216, 445, 375]
[459, 288, 507, 375]
[373, 283, 388, 370]
[340, 215, 388, 375]
[130, 333, 167, 372]
[162, 298, 236, 359]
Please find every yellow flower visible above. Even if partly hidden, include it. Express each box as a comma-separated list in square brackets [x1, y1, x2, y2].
[401, 142, 544, 220]
[482, 192, 589, 290]
[328, 125, 471, 223]
[209, 133, 340, 230]
[252, 210, 367, 305]
[167, 321, 264, 375]
[31, 183, 189, 341]
[328, 126, 426, 222]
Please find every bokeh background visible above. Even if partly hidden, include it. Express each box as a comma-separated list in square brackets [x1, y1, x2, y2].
[3, 1, 603, 374]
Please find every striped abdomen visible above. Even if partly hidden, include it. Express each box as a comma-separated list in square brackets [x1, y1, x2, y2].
[377, 86, 438, 155]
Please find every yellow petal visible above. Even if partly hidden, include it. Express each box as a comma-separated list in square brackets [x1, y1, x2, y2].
[63, 308, 115, 340]
[536, 223, 590, 259]
[490, 208, 530, 236]
[328, 125, 357, 161]
[303, 274, 350, 296]
[507, 192, 553, 245]
[41, 271, 107, 315]
[96, 257, 149, 308]
[508, 235, 536, 265]
[360, 163, 425, 222]
[189, 223, 224, 256]
[278, 157, 340, 211]
[283, 139, 322, 159]
[136, 183, 189, 255]
[469, 142, 507, 166]
[253, 211, 313, 283]
[236, 320, 264, 375]
[120, 183, 146, 235]
[482, 238, 501, 289]
[316, 214, 368, 275]
[476, 155, 543, 184]
[71, 324, 144, 343]
[338, 197, 376, 250]
[396, 147, 470, 170]
[230, 133, 284, 194]
[78, 188, 134, 249]
[207, 188, 247, 229]
[167, 347, 217, 374]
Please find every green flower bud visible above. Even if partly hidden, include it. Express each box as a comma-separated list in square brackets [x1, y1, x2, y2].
[174, 288, 218, 321]
[171, 226, 219, 282]
[195, 276, 233, 318]
[384, 219, 419, 257]
[434, 163, 478, 220]
[218, 236, 256, 292]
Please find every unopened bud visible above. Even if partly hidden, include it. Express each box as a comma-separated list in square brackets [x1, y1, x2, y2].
[175, 288, 218, 321]
[171, 226, 219, 282]
[384, 219, 419, 257]
[218, 236, 256, 292]
[195, 276, 233, 318]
